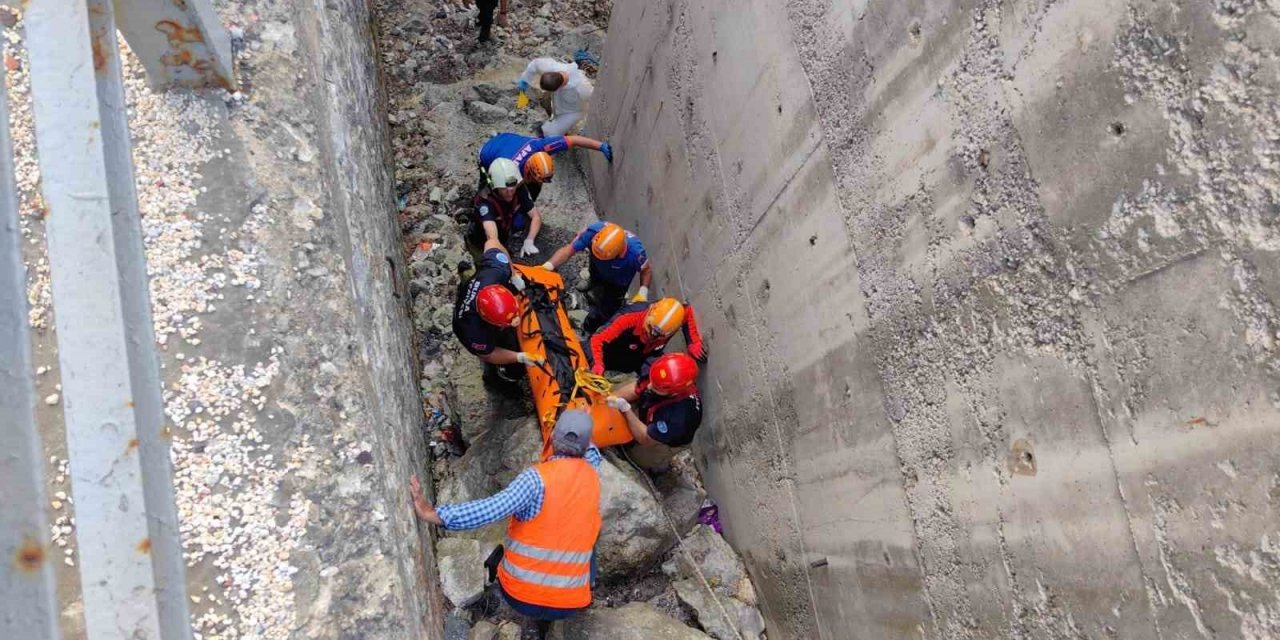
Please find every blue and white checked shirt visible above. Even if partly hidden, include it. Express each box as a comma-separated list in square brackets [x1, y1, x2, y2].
[437, 447, 603, 530]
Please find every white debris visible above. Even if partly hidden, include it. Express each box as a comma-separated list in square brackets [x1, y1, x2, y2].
[6, 11, 314, 637]
[43, 393, 59, 406]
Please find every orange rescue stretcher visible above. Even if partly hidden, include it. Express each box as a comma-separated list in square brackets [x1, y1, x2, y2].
[512, 264, 634, 459]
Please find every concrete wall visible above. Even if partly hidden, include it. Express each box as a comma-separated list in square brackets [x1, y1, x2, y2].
[288, 0, 444, 634]
[588, 1, 1280, 638]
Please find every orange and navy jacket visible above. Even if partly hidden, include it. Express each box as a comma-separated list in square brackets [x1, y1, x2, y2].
[588, 301, 705, 374]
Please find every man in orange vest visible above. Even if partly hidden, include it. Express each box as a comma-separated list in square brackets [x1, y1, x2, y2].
[409, 410, 602, 637]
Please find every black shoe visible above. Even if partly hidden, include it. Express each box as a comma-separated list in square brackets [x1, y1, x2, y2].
[479, 24, 492, 42]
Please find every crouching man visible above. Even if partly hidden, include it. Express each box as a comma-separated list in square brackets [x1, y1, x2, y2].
[607, 353, 703, 465]
[409, 411, 602, 639]
[453, 237, 543, 387]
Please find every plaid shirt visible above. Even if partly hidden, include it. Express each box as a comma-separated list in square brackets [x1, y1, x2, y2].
[437, 447, 603, 530]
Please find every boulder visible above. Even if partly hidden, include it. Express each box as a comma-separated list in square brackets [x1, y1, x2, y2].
[468, 620, 497, 640]
[652, 451, 706, 538]
[672, 579, 766, 640]
[437, 538, 492, 608]
[596, 454, 673, 578]
[496, 621, 520, 640]
[435, 413, 541, 546]
[670, 525, 745, 596]
[558, 603, 710, 640]
[473, 82, 515, 105]
[443, 610, 472, 640]
[465, 100, 510, 124]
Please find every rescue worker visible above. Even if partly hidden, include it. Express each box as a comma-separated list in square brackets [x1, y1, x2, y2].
[474, 0, 509, 43]
[515, 57, 594, 137]
[587, 298, 708, 376]
[477, 131, 612, 204]
[469, 157, 543, 259]
[541, 221, 651, 333]
[409, 410, 602, 639]
[607, 352, 703, 448]
[452, 235, 543, 385]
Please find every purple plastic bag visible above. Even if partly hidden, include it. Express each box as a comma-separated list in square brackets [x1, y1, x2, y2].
[697, 501, 722, 534]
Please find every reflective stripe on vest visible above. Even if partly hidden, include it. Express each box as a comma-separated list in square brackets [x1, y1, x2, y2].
[500, 556, 590, 589]
[504, 539, 592, 566]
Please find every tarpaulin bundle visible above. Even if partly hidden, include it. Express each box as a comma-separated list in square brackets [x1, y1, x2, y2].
[513, 265, 633, 458]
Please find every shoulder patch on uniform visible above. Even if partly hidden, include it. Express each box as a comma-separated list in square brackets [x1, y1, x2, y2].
[478, 204, 491, 216]
[495, 252, 509, 264]
[472, 342, 488, 351]
[654, 420, 669, 434]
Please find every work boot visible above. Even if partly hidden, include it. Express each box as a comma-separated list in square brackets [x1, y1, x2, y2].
[478, 23, 492, 42]
[534, 620, 552, 640]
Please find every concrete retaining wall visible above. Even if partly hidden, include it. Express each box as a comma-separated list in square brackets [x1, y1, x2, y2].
[291, 0, 443, 634]
[588, 1, 1280, 638]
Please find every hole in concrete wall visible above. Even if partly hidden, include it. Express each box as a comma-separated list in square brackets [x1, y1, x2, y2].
[1009, 439, 1037, 476]
[909, 22, 922, 41]
[1110, 121, 1126, 137]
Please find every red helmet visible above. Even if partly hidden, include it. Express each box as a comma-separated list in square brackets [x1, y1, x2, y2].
[648, 353, 699, 396]
[477, 285, 518, 327]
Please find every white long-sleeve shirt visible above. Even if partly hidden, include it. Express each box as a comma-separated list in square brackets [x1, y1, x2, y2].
[518, 58, 594, 116]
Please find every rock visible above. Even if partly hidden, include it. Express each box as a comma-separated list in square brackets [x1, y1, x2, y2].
[672, 579, 766, 640]
[444, 610, 472, 640]
[672, 525, 745, 597]
[554, 25, 606, 63]
[568, 309, 588, 326]
[559, 602, 710, 640]
[532, 20, 551, 39]
[465, 100, 510, 124]
[437, 538, 491, 607]
[473, 82, 514, 104]
[437, 356, 541, 546]
[652, 451, 706, 537]
[597, 453, 673, 578]
[735, 576, 757, 607]
[430, 186, 444, 203]
[469, 620, 497, 640]
[496, 621, 520, 640]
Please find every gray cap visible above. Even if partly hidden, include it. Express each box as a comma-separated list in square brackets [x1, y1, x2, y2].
[551, 410, 593, 457]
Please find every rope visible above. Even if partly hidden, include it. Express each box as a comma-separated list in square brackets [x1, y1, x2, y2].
[617, 447, 745, 640]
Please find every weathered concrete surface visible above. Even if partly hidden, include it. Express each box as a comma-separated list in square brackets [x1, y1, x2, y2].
[589, 1, 1280, 638]
[6, 0, 440, 634]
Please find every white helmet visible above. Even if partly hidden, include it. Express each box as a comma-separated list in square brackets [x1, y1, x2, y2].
[487, 158, 521, 189]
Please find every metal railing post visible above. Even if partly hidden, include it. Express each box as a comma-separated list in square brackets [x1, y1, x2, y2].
[0, 57, 61, 640]
[23, 0, 194, 635]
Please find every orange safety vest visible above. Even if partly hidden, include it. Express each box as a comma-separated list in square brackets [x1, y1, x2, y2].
[497, 457, 602, 609]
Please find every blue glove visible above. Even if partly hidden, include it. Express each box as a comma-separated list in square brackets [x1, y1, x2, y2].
[516, 79, 530, 92]
[601, 142, 614, 163]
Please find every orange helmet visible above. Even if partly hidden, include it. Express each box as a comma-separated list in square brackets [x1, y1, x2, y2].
[590, 223, 628, 260]
[643, 298, 685, 338]
[524, 152, 555, 183]
[477, 285, 518, 327]
[649, 353, 699, 396]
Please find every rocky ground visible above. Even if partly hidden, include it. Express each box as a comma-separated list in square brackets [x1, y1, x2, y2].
[372, 0, 767, 638]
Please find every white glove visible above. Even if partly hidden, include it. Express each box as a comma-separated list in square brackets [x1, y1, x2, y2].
[541, 261, 556, 271]
[516, 352, 544, 366]
[520, 239, 540, 257]
[632, 286, 649, 303]
[510, 273, 526, 292]
[606, 396, 631, 413]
